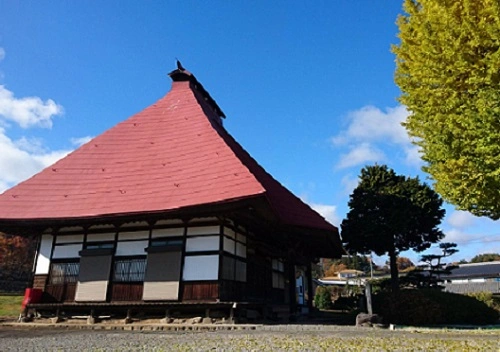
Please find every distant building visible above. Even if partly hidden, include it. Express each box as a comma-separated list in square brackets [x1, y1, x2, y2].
[0, 64, 343, 321]
[318, 269, 366, 287]
[443, 261, 500, 295]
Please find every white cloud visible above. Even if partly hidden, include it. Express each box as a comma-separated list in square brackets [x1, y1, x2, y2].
[447, 210, 476, 229]
[15, 136, 47, 154]
[404, 143, 424, 168]
[332, 105, 409, 146]
[341, 174, 359, 195]
[445, 229, 475, 245]
[71, 136, 93, 147]
[309, 203, 340, 226]
[33, 150, 71, 167]
[332, 105, 422, 169]
[0, 127, 71, 193]
[0, 47, 5, 81]
[336, 143, 385, 169]
[0, 63, 70, 192]
[442, 228, 500, 261]
[0, 85, 64, 128]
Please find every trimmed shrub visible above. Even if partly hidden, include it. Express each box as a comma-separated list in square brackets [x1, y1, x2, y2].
[332, 296, 359, 312]
[467, 291, 500, 314]
[373, 289, 499, 326]
[314, 286, 332, 309]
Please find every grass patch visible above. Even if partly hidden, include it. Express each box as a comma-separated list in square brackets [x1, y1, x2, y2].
[0, 295, 23, 317]
[166, 334, 500, 351]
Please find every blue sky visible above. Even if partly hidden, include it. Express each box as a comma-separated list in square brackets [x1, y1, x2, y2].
[0, 1, 498, 265]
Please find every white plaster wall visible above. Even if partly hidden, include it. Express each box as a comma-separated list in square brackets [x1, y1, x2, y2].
[118, 231, 149, 240]
[236, 243, 246, 258]
[223, 227, 236, 239]
[87, 233, 115, 242]
[55, 234, 84, 244]
[152, 227, 184, 238]
[223, 237, 235, 254]
[183, 255, 219, 280]
[188, 217, 218, 223]
[471, 278, 486, 283]
[58, 226, 83, 232]
[115, 240, 148, 256]
[35, 235, 53, 274]
[88, 224, 115, 230]
[187, 226, 220, 236]
[186, 236, 219, 252]
[236, 233, 247, 243]
[155, 219, 184, 226]
[52, 244, 82, 258]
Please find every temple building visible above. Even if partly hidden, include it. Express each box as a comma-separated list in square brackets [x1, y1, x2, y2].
[0, 64, 342, 322]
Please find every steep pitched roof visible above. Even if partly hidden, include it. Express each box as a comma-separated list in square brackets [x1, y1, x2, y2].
[0, 67, 337, 235]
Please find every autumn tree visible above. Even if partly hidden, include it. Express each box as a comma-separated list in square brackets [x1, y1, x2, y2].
[0, 233, 36, 283]
[321, 255, 372, 277]
[389, 256, 415, 271]
[385, 257, 412, 271]
[394, 0, 500, 219]
[324, 262, 347, 277]
[341, 165, 445, 292]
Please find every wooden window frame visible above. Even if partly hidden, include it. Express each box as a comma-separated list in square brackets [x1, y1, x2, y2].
[112, 256, 147, 283]
[48, 259, 80, 285]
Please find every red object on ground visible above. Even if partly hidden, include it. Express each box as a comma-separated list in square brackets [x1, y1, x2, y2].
[21, 288, 43, 310]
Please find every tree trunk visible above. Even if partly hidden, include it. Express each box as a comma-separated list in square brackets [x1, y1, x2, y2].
[388, 250, 399, 293]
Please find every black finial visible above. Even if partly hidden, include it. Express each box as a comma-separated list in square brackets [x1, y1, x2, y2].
[176, 58, 185, 71]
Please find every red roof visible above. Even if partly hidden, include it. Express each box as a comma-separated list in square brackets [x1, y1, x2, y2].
[0, 67, 337, 233]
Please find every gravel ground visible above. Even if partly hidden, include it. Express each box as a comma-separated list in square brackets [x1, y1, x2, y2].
[1, 325, 499, 351]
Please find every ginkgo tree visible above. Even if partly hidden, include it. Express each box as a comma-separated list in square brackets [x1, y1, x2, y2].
[341, 165, 445, 292]
[393, 0, 500, 219]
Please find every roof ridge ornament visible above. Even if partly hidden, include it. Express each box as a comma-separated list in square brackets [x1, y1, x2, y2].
[176, 59, 185, 71]
[168, 59, 226, 120]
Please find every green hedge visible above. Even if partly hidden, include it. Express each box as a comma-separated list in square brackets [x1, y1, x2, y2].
[373, 289, 499, 326]
[314, 286, 332, 309]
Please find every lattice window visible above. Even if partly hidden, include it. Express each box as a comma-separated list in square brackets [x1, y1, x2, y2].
[112, 258, 146, 282]
[49, 262, 80, 285]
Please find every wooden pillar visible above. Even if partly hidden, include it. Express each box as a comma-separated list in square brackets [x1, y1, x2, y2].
[287, 250, 297, 315]
[365, 282, 373, 315]
[306, 261, 314, 312]
[29, 233, 43, 289]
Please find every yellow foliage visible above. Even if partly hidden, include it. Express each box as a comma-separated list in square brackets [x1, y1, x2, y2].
[394, 0, 500, 219]
[324, 263, 347, 277]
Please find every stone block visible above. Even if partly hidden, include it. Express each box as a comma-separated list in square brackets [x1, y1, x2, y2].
[191, 317, 202, 324]
[356, 313, 382, 327]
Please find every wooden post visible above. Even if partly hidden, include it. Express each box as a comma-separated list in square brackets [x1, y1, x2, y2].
[365, 282, 373, 315]
[160, 308, 172, 324]
[124, 309, 132, 324]
[306, 262, 314, 313]
[87, 309, 96, 325]
[287, 250, 297, 316]
[229, 303, 236, 324]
